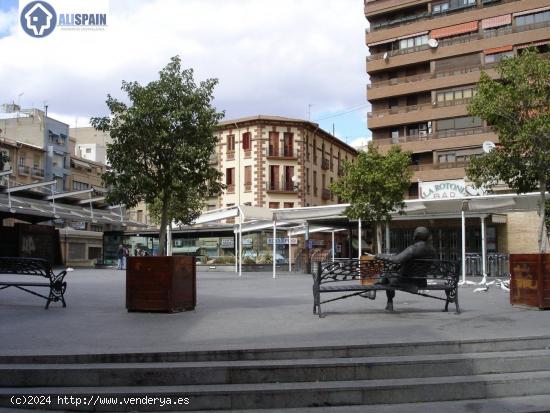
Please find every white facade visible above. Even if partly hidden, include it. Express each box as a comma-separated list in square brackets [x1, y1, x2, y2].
[76, 143, 107, 165]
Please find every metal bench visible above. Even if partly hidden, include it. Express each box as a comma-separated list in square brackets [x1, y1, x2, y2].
[0, 257, 68, 309]
[313, 258, 460, 317]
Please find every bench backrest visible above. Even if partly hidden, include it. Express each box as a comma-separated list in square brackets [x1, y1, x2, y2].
[317, 258, 460, 285]
[0, 257, 53, 279]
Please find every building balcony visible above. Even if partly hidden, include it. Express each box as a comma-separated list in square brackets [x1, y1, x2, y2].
[376, 126, 494, 147]
[266, 180, 298, 193]
[321, 158, 330, 170]
[18, 165, 30, 175]
[266, 148, 298, 160]
[31, 167, 44, 177]
[367, 18, 550, 64]
[338, 166, 345, 177]
[410, 160, 469, 172]
[368, 98, 472, 128]
[227, 184, 235, 194]
[321, 189, 331, 201]
[244, 183, 252, 192]
[226, 150, 235, 161]
[365, 0, 520, 32]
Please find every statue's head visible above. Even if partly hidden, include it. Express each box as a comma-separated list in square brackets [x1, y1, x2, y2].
[413, 226, 430, 242]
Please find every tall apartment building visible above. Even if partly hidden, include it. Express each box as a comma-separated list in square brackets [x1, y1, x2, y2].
[210, 116, 358, 211]
[365, 0, 550, 256]
[1, 107, 71, 192]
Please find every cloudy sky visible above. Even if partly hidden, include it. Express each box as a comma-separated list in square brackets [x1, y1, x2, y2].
[0, 0, 371, 146]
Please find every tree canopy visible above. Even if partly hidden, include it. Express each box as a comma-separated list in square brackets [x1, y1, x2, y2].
[466, 49, 550, 252]
[91, 56, 224, 256]
[331, 143, 412, 227]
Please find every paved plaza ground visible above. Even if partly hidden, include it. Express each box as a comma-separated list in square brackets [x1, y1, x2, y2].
[0, 268, 549, 356]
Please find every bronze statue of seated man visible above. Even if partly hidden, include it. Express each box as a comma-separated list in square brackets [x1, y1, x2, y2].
[375, 226, 437, 310]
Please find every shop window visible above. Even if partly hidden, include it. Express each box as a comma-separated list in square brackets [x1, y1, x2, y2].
[88, 247, 102, 260]
[269, 202, 280, 209]
[68, 243, 86, 260]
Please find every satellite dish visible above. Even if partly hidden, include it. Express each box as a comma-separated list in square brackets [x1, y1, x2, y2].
[482, 141, 496, 153]
[428, 38, 439, 48]
[383, 52, 389, 60]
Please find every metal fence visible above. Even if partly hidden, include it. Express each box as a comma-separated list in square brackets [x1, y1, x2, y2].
[465, 253, 510, 277]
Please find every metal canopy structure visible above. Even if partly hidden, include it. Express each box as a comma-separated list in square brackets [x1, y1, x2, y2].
[0, 194, 147, 227]
[186, 192, 545, 281]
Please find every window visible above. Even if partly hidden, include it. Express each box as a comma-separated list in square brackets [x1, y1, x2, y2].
[437, 86, 476, 104]
[88, 247, 102, 261]
[438, 153, 456, 163]
[269, 132, 279, 156]
[313, 139, 317, 164]
[406, 95, 418, 106]
[485, 51, 513, 63]
[244, 166, 252, 191]
[269, 202, 280, 209]
[284, 166, 294, 190]
[330, 177, 334, 200]
[437, 116, 482, 131]
[18, 154, 25, 166]
[398, 34, 428, 50]
[516, 10, 550, 27]
[72, 181, 90, 191]
[85, 148, 92, 154]
[226, 135, 235, 152]
[284, 202, 294, 209]
[242, 132, 251, 150]
[329, 147, 333, 170]
[306, 168, 310, 193]
[137, 210, 143, 222]
[226, 168, 235, 188]
[283, 132, 294, 157]
[269, 165, 279, 190]
[68, 243, 86, 259]
[433, 0, 475, 14]
[306, 136, 310, 160]
[391, 128, 399, 143]
[313, 170, 318, 195]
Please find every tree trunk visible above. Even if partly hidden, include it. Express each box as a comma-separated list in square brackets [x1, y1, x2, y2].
[158, 195, 170, 256]
[538, 176, 548, 254]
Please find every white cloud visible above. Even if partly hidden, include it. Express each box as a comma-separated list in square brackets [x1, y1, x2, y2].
[349, 136, 371, 149]
[0, 0, 368, 129]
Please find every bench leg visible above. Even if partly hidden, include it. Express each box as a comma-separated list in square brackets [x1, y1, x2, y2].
[454, 294, 461, 314]
[385, 290, 395, 312]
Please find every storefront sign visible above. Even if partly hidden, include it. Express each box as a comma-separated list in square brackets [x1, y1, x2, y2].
[220, 238, 234, 248]
[268, 238, 298, 245]
[420, 179, 485, 200]
[242, 238, 253, 246]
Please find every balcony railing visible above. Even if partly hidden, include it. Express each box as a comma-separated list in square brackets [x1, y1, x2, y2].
[337, 166, 345, 177]
[266, 147, 296, 158]
[368, 98, 472, 119]
[321, 158, 330, 170]
[31, 167, 44, 177]
[266, 180, 297, 193]
[227, 184, 235, 194]
[410, 160, 469, 172]
[367, 0, 520, 33]
[367, 16, 549, 62]
[18, 165, 30, 175]
[226, 150, 235, 161]
[375, 126, 494, 146]
[368, 64, 486, 89]
[321, 189, 331, 201]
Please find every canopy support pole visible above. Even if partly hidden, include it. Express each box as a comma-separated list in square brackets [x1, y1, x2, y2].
[272, 219, 277, 279]
[288, 231, 292, 272]
[358, 219, 362, 259]
[331, 230, 335, 262]
[461, 209, 467, 285]
[481, 216, 487, 278]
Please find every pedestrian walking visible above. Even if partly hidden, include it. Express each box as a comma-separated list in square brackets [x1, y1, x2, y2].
[117, 245, 124, 270]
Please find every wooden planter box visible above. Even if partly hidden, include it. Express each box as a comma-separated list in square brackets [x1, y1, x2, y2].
[126, 256, 196, 313]
[510, 254, 550, 310]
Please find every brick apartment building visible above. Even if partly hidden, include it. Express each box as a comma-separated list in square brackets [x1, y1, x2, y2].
[210, 115, 358, 212]
[364, 0, 550, 257]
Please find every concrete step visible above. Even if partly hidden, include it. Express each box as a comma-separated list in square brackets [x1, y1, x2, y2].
[2, 349, 550, 387]
[1, 335, 550, 364]
[183, 394, 550, 413]
[1, 371, 550, 411]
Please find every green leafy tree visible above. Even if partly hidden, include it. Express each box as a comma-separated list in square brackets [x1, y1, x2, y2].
[91, 56, 224, 256]
[466, 49, 550, 252]
[331, 143, 412, 251]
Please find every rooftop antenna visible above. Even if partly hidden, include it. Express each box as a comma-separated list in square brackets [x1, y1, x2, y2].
[308, 103, 314, 121]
